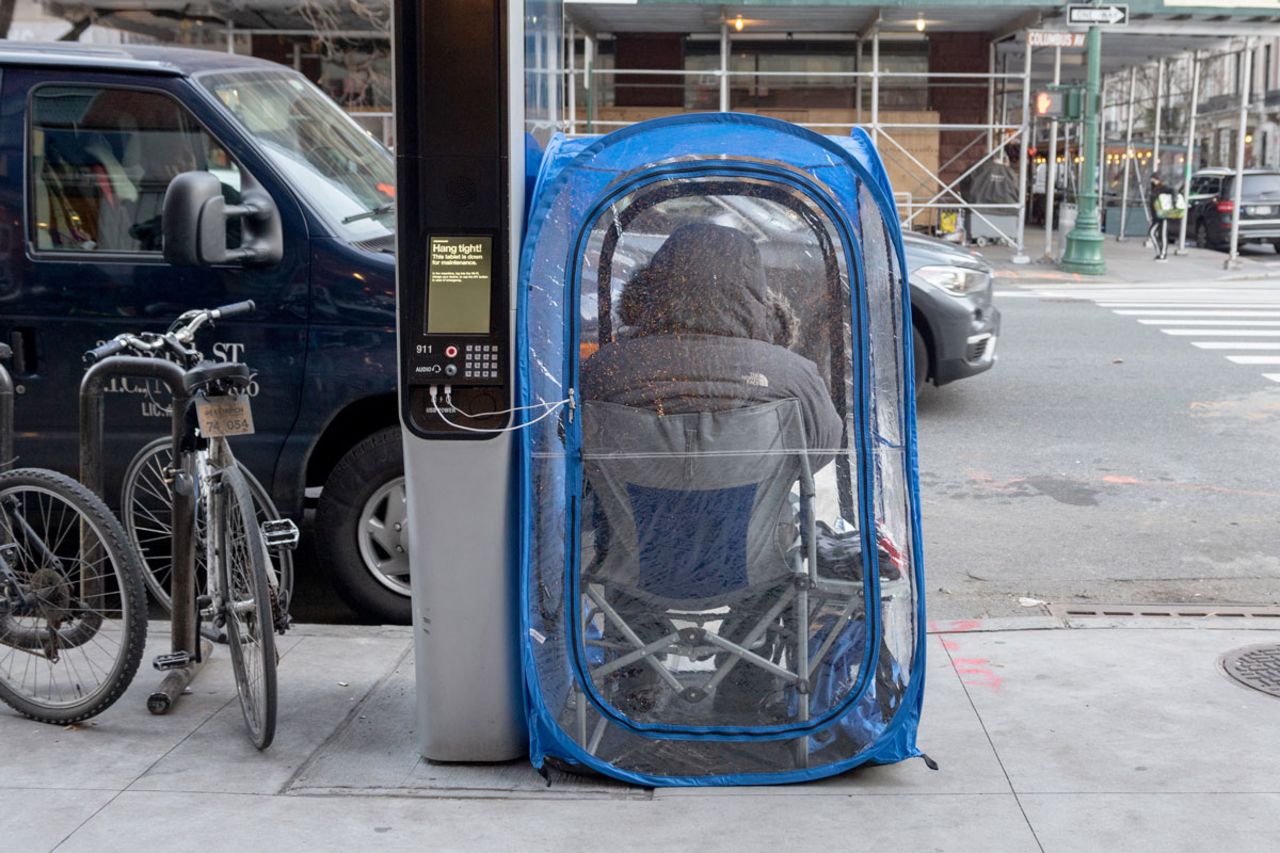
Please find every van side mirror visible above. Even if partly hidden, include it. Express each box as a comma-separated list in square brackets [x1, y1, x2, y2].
[163, 171, 283, 267]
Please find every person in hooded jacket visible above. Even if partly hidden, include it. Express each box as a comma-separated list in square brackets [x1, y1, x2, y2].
[579, 222, 844, 721]
[581, 222, 842, 455]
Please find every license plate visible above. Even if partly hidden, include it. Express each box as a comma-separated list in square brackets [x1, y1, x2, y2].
[195, 396, 255, 437]
[1248, 205, 1274, 216]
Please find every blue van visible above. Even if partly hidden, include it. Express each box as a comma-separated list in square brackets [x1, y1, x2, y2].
[0, 43, 410, 621]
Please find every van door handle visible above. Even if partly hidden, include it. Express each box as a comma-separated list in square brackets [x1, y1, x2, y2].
[9, 329, 33, 376]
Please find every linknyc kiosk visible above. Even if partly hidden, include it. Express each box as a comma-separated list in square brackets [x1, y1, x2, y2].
[396, 0, 928, 785]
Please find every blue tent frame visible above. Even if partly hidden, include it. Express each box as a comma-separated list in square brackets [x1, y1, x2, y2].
[515, 113, 927, 786]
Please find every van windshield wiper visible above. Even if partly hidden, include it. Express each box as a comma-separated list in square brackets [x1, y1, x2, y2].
[342, 202, 395, 224]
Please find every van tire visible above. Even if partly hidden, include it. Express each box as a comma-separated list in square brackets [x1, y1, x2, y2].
[315, 427, 412, 624]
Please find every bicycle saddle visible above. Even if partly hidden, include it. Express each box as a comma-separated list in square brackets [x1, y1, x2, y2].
[183, 361, 252, 394]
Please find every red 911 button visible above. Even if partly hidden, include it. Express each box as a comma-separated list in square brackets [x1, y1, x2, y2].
[444, 345, 458, 358]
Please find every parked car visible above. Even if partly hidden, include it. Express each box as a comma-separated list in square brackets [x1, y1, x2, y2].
[0, 43, 998, 625]
[0, 43, 409, 622]
[901, 232, 999, 392]
[1187, 168, 1280, 251]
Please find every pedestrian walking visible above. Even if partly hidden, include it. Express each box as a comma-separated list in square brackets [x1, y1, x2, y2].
[1148, 175, 1170, 262]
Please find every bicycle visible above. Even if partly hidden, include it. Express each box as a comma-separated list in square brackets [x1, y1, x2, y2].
[0, 343, 148, 723]
[86, 302, 298, 749]
[122, 435, 294, 629]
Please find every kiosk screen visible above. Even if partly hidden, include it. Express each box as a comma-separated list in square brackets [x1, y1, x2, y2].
[427, 236, 492, 334]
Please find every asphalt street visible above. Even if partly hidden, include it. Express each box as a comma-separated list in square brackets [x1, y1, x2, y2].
[292, 275, 1280, 625]
[919, 278, 1280, 618]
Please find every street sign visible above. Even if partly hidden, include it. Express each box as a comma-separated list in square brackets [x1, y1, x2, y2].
[1066, 4, 1128, 27]
[1028, 30, 1087, 48]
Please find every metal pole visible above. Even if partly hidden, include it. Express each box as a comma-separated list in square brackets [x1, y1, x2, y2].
[855, 37, 863, 125]
[987, 41, 997, 153]
[0, 357, 12, 472]
[1152, 58, 1165, 177]
[871, 28, 880, 146]
[1118, 66, 1138, 241]
[1044, 46, 1062, 260]
[1061, 25, 1106, 274]
[720, 23, 730, 112]
[584, 34, 595, 133]
[1228, 41, 1254, 269]
[1098, 76, 1107, 219]
[1178, 52, 1202, 254]
[226, 21, 235, 54]
[567, 21, 576, 133]
[1013, 36, 1032, 264]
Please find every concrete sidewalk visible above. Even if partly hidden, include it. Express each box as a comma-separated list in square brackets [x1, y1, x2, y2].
[3, 618, 1278, 853]
[978, 238, 1280, 286]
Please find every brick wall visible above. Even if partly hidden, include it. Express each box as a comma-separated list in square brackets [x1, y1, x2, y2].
[928, 32, 993, 186]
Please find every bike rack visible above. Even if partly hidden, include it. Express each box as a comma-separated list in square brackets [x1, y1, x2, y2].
[0, 350, 12, 472]
[80, 357, 210, 715]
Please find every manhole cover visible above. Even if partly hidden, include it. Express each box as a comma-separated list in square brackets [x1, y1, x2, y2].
[1221, 644, 1280, 698]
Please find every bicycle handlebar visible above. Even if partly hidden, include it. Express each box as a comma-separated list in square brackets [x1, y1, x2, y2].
[83, 301, 258, 365]
[83, 338, 130, 365]
[212, 300, 255, 320]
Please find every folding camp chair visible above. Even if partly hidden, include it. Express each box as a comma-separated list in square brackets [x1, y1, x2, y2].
[575, 398, 863, 747]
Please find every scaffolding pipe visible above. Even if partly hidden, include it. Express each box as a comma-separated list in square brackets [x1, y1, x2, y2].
[1098, 79, 1107, 203]
[855, 37, 863, 124]
[567, 21, 576, 132]
[1118, 66, 1138, 241]
[871, 28, 880, 146]
[987, 42, 996, 153]
[584, 34, 595, 133]
[1044, 47, 1062, 259]
[1177, 52, 1202, 254]
[1228, 41, 1255, 268]
[1013, 37, 1032, 263]
[1152, 58, 1165, 176]
[720, 23, 730, 112]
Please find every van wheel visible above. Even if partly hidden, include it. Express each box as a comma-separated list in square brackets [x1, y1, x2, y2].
[315, 428, 411, 624]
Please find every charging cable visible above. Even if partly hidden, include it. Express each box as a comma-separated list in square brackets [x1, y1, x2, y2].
[429, 385, 574, 434]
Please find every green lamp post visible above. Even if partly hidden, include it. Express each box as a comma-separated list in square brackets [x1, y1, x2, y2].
[1061, 24, 1106, 275]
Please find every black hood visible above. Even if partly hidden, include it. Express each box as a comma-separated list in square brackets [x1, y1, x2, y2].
[619, 223, 772, 342]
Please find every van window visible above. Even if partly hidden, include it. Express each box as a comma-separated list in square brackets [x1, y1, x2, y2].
[199, 69, 395, 245]
[29, 85, 240, 254]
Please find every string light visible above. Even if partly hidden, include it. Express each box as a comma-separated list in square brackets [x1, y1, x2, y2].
[916, 14, 926, 32]
[734, 15, 745, 32]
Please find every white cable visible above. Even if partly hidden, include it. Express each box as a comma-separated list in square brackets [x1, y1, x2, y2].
[430, 386, 573, 434]
[444, 390, 563, 419]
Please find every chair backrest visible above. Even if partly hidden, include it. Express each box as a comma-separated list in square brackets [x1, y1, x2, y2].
[581, 398, 810, 606]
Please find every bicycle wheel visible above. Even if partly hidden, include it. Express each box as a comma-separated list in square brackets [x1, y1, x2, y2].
[217, 461, 277, 750]
[0, 468, 146, 724]
[122, 437, 293, 612]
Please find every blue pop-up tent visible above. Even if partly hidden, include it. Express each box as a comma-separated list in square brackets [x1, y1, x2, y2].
[516, 114, 926, 786]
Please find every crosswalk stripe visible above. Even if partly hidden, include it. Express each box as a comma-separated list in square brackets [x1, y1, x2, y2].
[1264, 374, 1280, 383]
[1114, 310, 1280, 317]
[1191, 342, 1280, 349]
[1137, 319, 1280, 325]
[1162, 329, 1280, 336]
[1225, 355, 1280, 364]
[1100, 302, 1280, 308]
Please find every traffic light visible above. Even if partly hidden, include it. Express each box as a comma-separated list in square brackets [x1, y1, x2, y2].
[1034, 86, 1084, 121]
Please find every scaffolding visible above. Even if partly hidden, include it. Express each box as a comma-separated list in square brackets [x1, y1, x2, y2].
[561, 9, 1280, 267]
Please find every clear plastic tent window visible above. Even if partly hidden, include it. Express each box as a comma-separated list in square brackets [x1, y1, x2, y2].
[517, 115, 925, 786]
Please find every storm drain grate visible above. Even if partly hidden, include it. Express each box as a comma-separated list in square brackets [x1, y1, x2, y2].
[1048, 603, 1280, 621]
[1221, 644, 1280, 699]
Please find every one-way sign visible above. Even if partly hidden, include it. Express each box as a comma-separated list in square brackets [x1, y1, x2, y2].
[1067, 4, 1128, 26]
